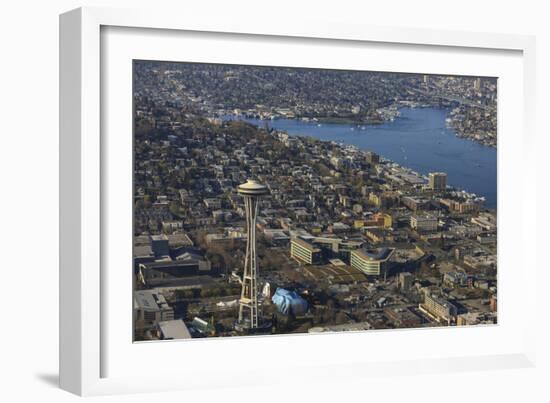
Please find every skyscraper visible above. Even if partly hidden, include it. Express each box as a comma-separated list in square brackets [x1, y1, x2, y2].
[237, 179, 269, 329]
[428, 172, 447, 191]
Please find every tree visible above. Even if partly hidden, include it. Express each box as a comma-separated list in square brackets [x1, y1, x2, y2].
[334, 311, 349, 324]
[200, 288, 214, 298]
[169, 201, 183, 218]
[174, 289, 194, 300]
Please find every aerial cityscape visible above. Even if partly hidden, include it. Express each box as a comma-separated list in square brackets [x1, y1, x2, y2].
[133, 61, 497, 341]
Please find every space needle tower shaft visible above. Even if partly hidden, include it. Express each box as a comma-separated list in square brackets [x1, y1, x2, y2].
[237, 179, 269, 329]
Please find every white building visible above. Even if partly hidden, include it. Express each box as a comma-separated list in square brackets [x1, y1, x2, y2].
[410, 214, 438, 232]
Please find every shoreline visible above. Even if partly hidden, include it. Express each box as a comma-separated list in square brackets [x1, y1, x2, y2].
[224, 105, 496, 149]
[223, 110, 496, 209]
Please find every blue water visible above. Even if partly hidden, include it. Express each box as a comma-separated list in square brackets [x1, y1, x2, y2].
[232, 108, 497, 209]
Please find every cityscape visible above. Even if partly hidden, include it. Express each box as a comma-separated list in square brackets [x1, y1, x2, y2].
[133, 61, 497, 341]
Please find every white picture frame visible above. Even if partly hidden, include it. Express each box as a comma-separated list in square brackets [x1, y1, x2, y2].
[60, 6, 537, 396]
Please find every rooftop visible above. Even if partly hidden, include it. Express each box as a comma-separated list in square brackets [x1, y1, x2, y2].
[134, 290, 170, 312]
[158, 320, 192, 340]
[292, 237, 321, 252]
[353, 247, 394, 262]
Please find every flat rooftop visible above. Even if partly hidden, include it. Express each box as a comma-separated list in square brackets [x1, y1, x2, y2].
[292, 237, 321, 252]
[158, 320, 192, 340]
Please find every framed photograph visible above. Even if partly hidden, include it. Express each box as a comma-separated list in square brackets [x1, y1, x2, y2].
[60, 7, 537, 396]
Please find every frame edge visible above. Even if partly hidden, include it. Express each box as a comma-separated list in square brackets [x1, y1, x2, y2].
[60, 5, 539, 395]
[59, 7, 83, 396]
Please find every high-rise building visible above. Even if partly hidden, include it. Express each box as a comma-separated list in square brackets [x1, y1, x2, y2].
[237, 179, 269, 330]
[428, 172, 447, 191]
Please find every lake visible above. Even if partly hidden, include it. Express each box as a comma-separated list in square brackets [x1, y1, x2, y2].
[229, 107, 497, 209]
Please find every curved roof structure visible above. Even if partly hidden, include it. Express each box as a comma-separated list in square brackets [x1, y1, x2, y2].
[237, 179, 269, 196]
[355, 247, 394, 262]
[271, 288, 308, 316]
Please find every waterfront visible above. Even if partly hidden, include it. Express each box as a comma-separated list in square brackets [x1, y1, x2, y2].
[235, 107, 497, 209]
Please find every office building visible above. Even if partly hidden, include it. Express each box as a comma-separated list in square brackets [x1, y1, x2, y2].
[350, 247, 394, 276]
[369, 191, 400, 208]
[138, 255, 212, 287]
[428, 172, 447, 191]
[402, 196, 430, 212]
[384, 307, 422, 327]
[290, 237, 322, 265]
[134, 290, 174, 338]
[419, 294, 457, 324]
[410, 214, 438, 233]
[151, 234, 170, 257]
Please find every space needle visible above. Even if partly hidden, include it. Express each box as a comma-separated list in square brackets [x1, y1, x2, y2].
[236, 179, 269, 331]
